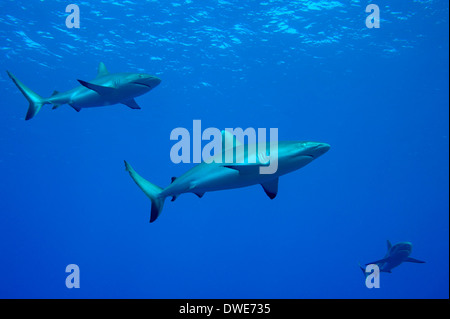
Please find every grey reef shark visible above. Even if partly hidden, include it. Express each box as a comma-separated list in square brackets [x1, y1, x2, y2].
[124, 131, 330, 223]
[6, 62, 161, 120]
[360, 240, 426, 274]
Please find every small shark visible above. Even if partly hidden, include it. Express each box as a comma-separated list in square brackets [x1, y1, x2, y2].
[6, 62, 161, 120]
[124, 131, 330, 223]
[360, 240, 425, 274]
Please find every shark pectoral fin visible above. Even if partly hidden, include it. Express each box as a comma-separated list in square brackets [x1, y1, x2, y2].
[171, 195, 178, 202]
[223, 165, 255, 174]
[405, 257, 426, 263]
[366, 258, 389, 265]
[261, 178, 279, 199]
[51, 104, 61, 110]
[78, 79, 116, 95]
[223, 163, 269, 175]
[122, 98, 141, 109]
[69, 104, 81, 112]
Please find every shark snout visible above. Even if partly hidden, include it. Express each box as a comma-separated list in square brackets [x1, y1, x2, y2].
[133, 75, 161, 89]
[149, 76, 162, 86]
[309, 142, 330, 158]
[397, 242, 413, 253]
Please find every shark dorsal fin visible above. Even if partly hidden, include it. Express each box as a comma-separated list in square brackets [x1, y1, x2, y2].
[221, 130, 243, 151]
[387, 240, 392, 251]
[97, 62, 109, 78]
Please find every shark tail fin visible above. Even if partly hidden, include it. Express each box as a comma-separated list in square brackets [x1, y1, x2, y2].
[359, 263, 368, 278]
[124, 161, 166, 223]
[7, 71, 48, 120]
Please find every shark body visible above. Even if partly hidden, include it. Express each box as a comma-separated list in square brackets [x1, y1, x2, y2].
[361, 240, 425, 274]
[7, 62, 161, 120]
[124, 132, 330, 223]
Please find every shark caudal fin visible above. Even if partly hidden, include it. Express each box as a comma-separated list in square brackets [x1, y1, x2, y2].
[7, 71, 48, 120]
[359, 263, 369, 278]
[124, 161, 166, 223]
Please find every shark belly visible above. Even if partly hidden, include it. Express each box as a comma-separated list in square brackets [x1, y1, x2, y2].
[381, 261, 401, 272]
[381, 254, 406, 272]
[70, 88, 119, 108]
[183, 164, 279, 194]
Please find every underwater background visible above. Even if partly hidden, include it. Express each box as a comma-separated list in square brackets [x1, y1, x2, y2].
[0, 0, 448, 299]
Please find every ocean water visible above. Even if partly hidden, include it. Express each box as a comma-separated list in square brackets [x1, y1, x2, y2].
[0, 0, 448, 299]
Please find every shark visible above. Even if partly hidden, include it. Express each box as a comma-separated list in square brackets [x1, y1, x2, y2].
[360, 240, 426, 274]
[124, 131, 330, 223]
[6, 62, 161, 120]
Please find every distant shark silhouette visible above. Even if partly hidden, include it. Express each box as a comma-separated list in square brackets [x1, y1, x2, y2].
[124, 131, 330, 223]
[360, 240, 425, 274]
[6, 62, 161, 120]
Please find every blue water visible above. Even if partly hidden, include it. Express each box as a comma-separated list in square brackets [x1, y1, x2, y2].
[0, 0, 448, 299]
